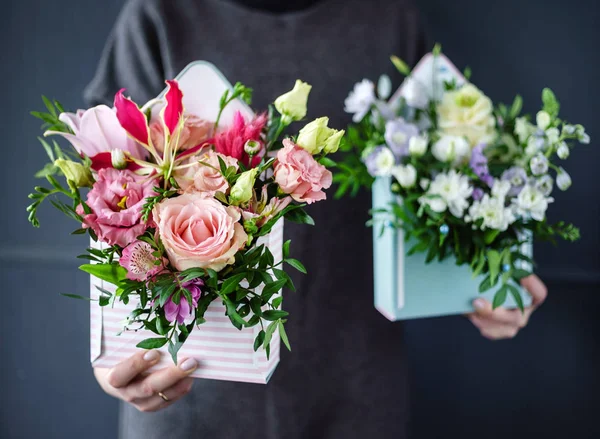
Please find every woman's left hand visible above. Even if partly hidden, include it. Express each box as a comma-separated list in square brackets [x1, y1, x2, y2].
[467, 274, 548, 340]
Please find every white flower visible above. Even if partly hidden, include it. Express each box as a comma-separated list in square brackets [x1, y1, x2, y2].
[576, 125, 590, 144]
[525, 136, 545, 156]
[491, 179, 511, 200]
[401, 76, 429, 109]
[546, 127, 560, 145]
[408, 134, 428, 157]
[344, 79, 376, 122]
[469, 195, 516, 231]
[536, 175, 554, 196]
[111, 149, 127, 169]
[556, 168, 572, 191]
[512, 185, 553, 221]
[368, 147, 395, 177]
[530, 153, 549, 176]
[557, 142, 570, 159]
[515, 117, 535, 143]
[437, 84, 496, 146]
[377, 74, 392, 99]
[391, 164, 417, 188]
[536, 111, 551, 130]
[432, 135, 470, 164]
[420, 178, 430, 190]
[562, 124, 576, 135]
[420, 170, 473, 218]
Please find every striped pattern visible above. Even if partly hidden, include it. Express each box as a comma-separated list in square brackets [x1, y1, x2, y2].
[90, 220, 284, 384]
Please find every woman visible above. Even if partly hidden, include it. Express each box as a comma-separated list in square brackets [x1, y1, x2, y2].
[86, 1, 548, 437]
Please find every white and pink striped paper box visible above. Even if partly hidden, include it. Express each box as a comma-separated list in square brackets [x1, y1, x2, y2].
[90, 219, 284, 384]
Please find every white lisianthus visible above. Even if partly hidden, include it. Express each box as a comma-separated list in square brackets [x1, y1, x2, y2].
[437, 84, 496, 146]
[557, 142, 570, 159]
[391, 164, 417, 188]
[529, 153, 549, 176]
[536, 175, 554, 196]
[420, 170, 473, 218]
[432, 135, 470, 164]
[515, 117, 535, 143]
[536, 111, 551, 130]
[408, 134, 428, 157]
[556, 168, 572, 191]
[468, 195, 516, 231]
[546, 127, 560, 145]
[344, 79, 376, 122]
[401, 76, 429, 109]
[512, 185, 553, 221]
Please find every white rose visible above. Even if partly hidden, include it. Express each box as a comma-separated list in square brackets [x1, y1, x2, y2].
[432, 135, 470, 164]
[437, 84, 496, 146]
[344, 79, 376, 123]
[401, 76, 429, 109]
[408, 135, 428, 157]
[557, 142, 570, 159]
[391, 164, 417, 188]
[556, 168, 572, 191]
[536, 111, 551, 130]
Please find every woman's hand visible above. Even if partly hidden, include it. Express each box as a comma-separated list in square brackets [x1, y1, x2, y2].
[94, 350, 198, 412]
[467, 274, 548, 340]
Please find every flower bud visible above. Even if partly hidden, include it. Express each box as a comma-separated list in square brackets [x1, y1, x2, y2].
[536, 111, 551, 130]
[244, 139, 263, 157]
[556, 142, 570, 159]
[229, 168, 259, 206]
[274, 80, 312, 122]
[54, 159, 94, 188]
[556, 168, 572, 191]
[408, 135, 428, 157]
[111, 149, 127, 169]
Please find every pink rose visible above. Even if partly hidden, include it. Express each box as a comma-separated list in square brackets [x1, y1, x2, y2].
[175, 149, 238, 193]
[150, 114, 213, 155]
[273, 139, 332, 204]
[153, 193, 248, 271]
[79, 168, 156, 247]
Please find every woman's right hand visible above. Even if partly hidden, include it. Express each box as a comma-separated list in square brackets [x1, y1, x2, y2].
[94, 350, 198, 412]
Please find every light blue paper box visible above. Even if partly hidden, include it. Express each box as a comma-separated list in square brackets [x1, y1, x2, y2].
[372, 177, 533, 321]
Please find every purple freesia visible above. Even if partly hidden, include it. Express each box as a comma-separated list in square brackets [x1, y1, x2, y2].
[470, 144, 494, 187]
[384, 118, 419, 157]
[501, 166, 528, 196]
[165, 278, 204, 325]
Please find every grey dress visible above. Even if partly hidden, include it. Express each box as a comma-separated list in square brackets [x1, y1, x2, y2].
[85, 0, 428, 437]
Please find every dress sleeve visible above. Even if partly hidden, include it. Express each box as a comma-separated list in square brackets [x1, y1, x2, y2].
[83, 0, 166, 107]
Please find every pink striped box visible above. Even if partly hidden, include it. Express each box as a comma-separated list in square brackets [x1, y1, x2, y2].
[90, 220, 284, 384]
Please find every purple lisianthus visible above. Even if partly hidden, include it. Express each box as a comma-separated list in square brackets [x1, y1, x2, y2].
[470, 144, 494, 187]
[501, 166, 528, 197]
[165, 278, 204, 325]
[384, 118, 419, 157]
[472, 188, 485, 201]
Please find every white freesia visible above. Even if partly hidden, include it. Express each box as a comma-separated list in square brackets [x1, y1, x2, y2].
[536, 111, 551, 130]
[432, 135, 470, 164]
[557, 142, 570, 159]
[468, 195, 516, 231]
[515, 117, 535, 143]
[391, 164, 417, 188]
[420, 170, 473, 217]
[556, 168, 572, 190]
[344, 79, 376, 122]
[530, 153, 549, 176]
[437, 84, 496, 146]
[512, 185, 553, 221]
[401, 76, 429, 109]
[546, 127, 560, 145]
[408, 134, 428, 157]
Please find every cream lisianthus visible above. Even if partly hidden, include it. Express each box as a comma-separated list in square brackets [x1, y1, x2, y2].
[437, 84, 496, 146]
[274, 80, 312, 122]
[229, 168, 259, 206]
[296, 117, 344, 154]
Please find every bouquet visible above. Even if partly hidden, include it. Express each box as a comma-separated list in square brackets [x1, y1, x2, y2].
[336, 46, 590, 311]
[28, 74, 342, 364]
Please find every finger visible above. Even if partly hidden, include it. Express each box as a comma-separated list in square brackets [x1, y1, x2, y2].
[134, 377, 194, 413]
[106, 350, 161, 389]
[126, 358, 199, 401]
[472, 298, 524, 326]
[468, 315, 519, 340]
[520, 274, 548, 308]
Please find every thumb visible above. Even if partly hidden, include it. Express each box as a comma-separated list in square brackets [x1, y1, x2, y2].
[472, 298, 494, 317]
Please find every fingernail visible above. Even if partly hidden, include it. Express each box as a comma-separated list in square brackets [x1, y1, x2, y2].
[180, 358, 198, 372]
[143, 350, 160, 362]
[473, 299, 486, 310]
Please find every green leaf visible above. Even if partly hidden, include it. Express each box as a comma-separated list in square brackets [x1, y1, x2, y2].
[507, 284, 525, 313]
[279, 321, 291, 351]
[254, 330, 265, 352]
[99, 296, 110, 306]
[285, 258, 307, 274]
[263, 320, 278, 349]
[484, 229, 500, 245]
[487, 250, 501, 285]
[492, 284, 509, 309]
[220, 273, 247, 296]
[285, 208, 315, 225]
[79, 263, 127, 286]
[318, 157, 337, 167]
[272, 268, 295, 292]
[272, 296, 283, 309]
[60, 293, 93, 301]
[471, 252, 486, 278]
[512, 269, 531, 282]
[542, 88, 560, 118]
[224, 298, 247, 328]
[168, 341, 183, 364]
[262, 310, 289, 321]
[262, 279, 287, 301]
[136, 338, 168, 349]
[282, 240, 291, 260]
[509, 95, 523, 119]
[478, 276, 496, 293]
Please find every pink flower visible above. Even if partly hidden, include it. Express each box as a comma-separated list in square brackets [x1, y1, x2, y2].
[79, 168, 156, 247]
[176, 149, 238, 194]
[242, 187, 292, 227]
[153, 193, 248, 271]
[119, 241, 165, 281]
[46, 105, 146, 161]
[213, 111, 267, 168]
[164, 278, 204, 324]
[150, 115, 213, 155]
[273, 139, 332, 204]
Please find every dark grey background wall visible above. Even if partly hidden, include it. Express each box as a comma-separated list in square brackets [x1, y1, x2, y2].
[1, 0, 598, 438]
